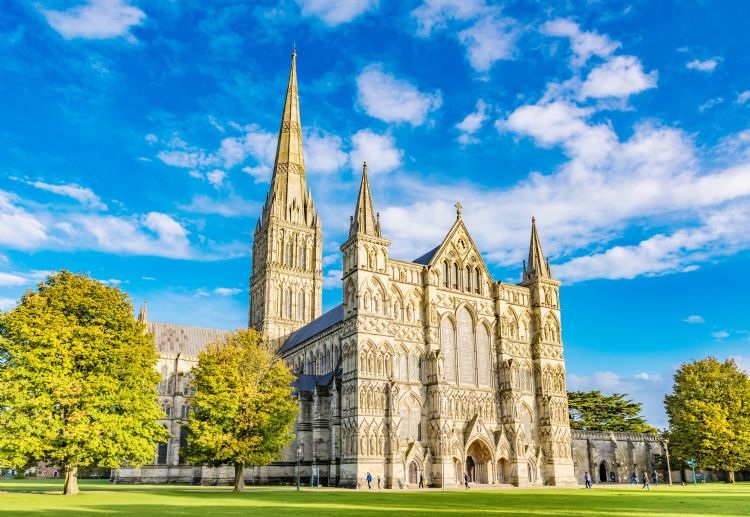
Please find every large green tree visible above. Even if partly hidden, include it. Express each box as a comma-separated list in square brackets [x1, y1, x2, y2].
[0, 271, 169, 495]
[664, 357, 750, 483]
[185, 328, 298, 492]
[568, 390, 657, 433]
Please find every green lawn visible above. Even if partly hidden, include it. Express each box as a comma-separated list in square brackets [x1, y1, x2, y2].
[1, 479, 749, 516]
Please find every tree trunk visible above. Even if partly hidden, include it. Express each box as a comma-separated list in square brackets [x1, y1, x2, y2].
[64, 465, 79, 495]
[234, 462, 245, 493]
[728, 470, 735, 483]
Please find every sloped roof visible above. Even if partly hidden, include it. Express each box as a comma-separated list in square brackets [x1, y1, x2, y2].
[148, 321, 231, 357]
[412, 245, 440, 265]
[280, 304, 344, 354]
[292, 368, 342, 393]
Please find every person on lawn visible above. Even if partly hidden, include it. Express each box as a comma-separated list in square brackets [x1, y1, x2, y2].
[366, 472, 372, 489]
[641, 471, 650, 491]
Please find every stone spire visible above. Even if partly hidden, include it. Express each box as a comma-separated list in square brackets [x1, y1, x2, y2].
[523, 217, 552, 281]
[263, 48, 314, 226]
[349, 162, 381, 238]
[137, 302, 148, 325]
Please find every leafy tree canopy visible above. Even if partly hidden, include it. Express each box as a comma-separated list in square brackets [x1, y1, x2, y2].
[185, 328, 298, 492]
[664, 357, 750, 483]
[568, 390, 658, 433]
[0, 271, 169, 495]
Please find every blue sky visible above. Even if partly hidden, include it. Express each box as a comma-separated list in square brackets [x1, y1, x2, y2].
[2, 0, 750, 427]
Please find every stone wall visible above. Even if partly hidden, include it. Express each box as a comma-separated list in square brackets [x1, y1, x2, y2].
[571, 430, 666, 484]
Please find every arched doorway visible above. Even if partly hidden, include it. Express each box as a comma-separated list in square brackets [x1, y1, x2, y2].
[408, 461, 418, 485]
[466, 440, 493, 484]
[497, 458, 509, 483]
[466, 456, 476, 483]
[599, 461, 607, 482]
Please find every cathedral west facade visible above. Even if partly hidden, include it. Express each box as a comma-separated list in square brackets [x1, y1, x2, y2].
[115, 51, 665, 488]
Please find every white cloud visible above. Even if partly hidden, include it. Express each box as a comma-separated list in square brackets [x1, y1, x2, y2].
[698, 97, 724, 113]
[0, 272, 27, 287]
[731, 355, 750, 373]
[27, 180, 107, 210]
[0, 298, 17, 311]
[411, 0, 490, 36]
[77, 212, 192, 259]
[349, 129, 403, 175]
[305, 131, 348, 174]
[205, 169, 227, 188]
[683, 315, 705, 324]
[98, 278, 122, 286]
[156, 135, 220, 170]
[411, 1, 516, 73]
[736, 91, 750, 105]
[179, 194, 258, 218]
[40, 0, 145, 42]
[579, 55, 657, 99]
[458, 15, 518, 72]
[323, 269, 342, 289]
[712, 330, 730, 339]
[142, 276, 156, 281]
[295, 0, 378, 26]
[456, 99, 490, 145]
[214, 287, 242, 296]
[0, 191, 48, 250]
[219, 125, 276, 171]
[540, 18, 620, 67]
[686, 57, 720, 73]
[356, 65, 442, 126]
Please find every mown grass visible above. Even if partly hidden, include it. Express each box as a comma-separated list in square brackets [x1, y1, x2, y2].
[1, 479, 749, 516]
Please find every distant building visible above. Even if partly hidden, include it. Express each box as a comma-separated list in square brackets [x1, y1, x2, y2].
[114, 51, 665, 487]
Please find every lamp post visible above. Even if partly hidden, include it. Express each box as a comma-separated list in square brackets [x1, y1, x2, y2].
[296, 442, 303, 492]
[661, 436, 672, 486]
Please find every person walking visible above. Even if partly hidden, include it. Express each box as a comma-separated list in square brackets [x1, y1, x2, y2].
[377, 475, 381, 489]
[584, 471, 592, 489]
[652, 471, 659, 487]
[631, 472, 638, 485]
[464, 472, 470, 490]
[419, 474, 424, 489]
[641, 471, 650, 491]
[366, 472, 372, 489]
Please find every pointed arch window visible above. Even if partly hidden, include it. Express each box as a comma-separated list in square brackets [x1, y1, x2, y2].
[443, 261, 449, 287]
[297, 291, 304, 320]
[452, 263, 458, 289]
[474, 268, 481, 294]
[285, 288, 292, 319]
[464, 266, 471, 292]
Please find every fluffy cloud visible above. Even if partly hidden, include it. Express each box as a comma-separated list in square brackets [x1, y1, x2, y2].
[205, 169, 227, 188]
[0, 298, 17, 311]
[540, 18, 621, 67]
[40, 0, 145, 42]
[456, 99, 490, 144]
[356, 65, 442, 126]
[683, 315, 705, 324]
[0, 191, 48, 250]
[579, 56, 657, 99]
[323, 268, 342, 289]
[736, 91, 750, 105]
[305, 131, 348, 174]
[411, 0, 517, 72]
[458, 15, 518, 72]
[349, 129, 403, 174]
[179, 194, 258, 218]
[686, 57, 720, 72]
[712, 330, 730, 339]
[0, 272, 28, 287]
[214, 287, 241, 296]
[26, 180, 107, 210]
[295, 0, 378, 26]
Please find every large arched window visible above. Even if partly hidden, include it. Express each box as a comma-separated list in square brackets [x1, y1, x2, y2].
[457, 307, 475, 385]
[477, 324, 490, 387]
[440, 318, 456, 383]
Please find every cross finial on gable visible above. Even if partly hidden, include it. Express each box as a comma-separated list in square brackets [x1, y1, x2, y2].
[455, 202, 462, 219]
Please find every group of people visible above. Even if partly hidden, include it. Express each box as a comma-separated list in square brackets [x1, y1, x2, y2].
[364, 472, 426, 489]
[584, 470, 660, 490]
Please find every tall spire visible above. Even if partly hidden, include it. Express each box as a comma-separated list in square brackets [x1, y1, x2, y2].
[265, 48, 312, 225]
[523, 217, 551, 281]
[350, 162, 381, 238]
[137, 301, 148, 325]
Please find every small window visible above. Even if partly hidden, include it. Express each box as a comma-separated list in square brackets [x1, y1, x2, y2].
[464, 266, 471, 292]
[442, 261, 449, 287]
[474, 268, 481, 294]
[452, 263, 458, 289]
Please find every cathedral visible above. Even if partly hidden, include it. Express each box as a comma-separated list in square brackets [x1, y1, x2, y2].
[114, 51, 665, 488]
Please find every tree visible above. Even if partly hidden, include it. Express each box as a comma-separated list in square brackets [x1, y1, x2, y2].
[185, 328, 298, 492]
[568, 390, 658, 433]
[664, 357, 750, 483]
[0, 271, 169, 495]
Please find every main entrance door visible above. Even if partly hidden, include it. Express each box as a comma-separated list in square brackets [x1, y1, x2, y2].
[466, 440, 492, 484]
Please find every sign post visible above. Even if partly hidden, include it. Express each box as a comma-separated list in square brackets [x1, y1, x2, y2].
[687, 458, 697, 485]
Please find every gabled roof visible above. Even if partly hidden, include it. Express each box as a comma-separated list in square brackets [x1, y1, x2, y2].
[280, 304, 344, 354]
[412, 245, 440, 265]
[291, 368, 342, 394]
